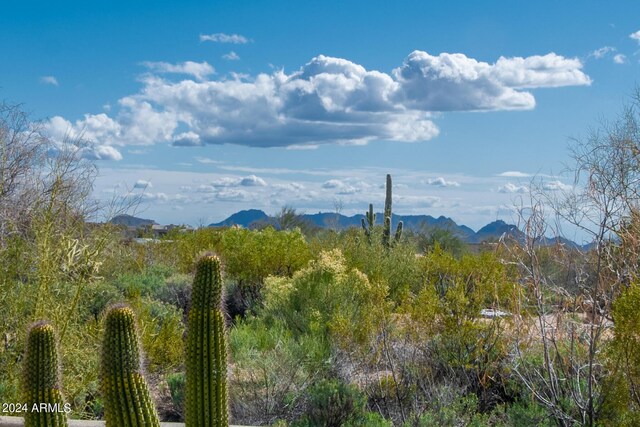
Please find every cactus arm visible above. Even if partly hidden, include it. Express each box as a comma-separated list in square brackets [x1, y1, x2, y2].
[395, 221, 403, 244]
[382, 216, 391, 248]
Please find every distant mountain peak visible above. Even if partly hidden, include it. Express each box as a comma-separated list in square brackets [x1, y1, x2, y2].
[109, 214, 157, 227]
[209, 209, 269, 228]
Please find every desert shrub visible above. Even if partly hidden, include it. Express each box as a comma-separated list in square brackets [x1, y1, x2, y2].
[132, 298, 185, 375]
[403, 394, 489, 427]
[600, 282, 640, 425]
[82, 280, 122, 322]
[261, 249, 390, 349]
[338, 228, 421, 301]
[219, 226, 311, 316]
[110, 264, 174, 299]
[501, 400, 555, 427]
[151, 273, 191, 314]
[229, 318, 327, 424]
[167, 372, 186, 420]
[292, 379, 390, 427]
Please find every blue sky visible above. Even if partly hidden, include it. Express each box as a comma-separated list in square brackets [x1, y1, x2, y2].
[1, 1, 639, 235]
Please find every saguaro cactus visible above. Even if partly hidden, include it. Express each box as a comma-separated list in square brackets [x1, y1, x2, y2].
[101, 304, 160, 427]
[364, 174, 403, 248]
[186, 254, 229, 427]
[22, 321, 69, 427]
[361, 203, 376, 242]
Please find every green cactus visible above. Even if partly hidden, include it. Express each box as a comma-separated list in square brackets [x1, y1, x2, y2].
[185, 254, 229, 427]
[361, 203, 376, 242]
[100, 304, 160, 427]
[364, 174, 403, 248]
[22, 321, 69, 427]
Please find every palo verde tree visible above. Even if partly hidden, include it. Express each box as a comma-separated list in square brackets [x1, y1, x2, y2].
[509, 88, 640, 427]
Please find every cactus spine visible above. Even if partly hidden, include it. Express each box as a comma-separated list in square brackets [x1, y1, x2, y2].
[100, 305, 160, 427]
[186, 255, 229, 427]
[22, 321, 68, 427]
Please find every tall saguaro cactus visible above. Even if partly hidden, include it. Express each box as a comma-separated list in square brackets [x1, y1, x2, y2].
[22, 321, 69, 427]
[363, 174, 403, 248]
[186, 254, 229, 427]
[382, 174, 403, 248]
[101, 305, 160, 427]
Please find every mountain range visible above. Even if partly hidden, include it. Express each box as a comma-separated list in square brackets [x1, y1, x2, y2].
[208, 209, 527, 245]
[110, 210, 588, 248]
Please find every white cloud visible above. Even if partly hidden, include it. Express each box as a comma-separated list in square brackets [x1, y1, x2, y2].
[200, 33, 250, 44]
[211, 175, 267, 187]
[426, 177, 460, 187]
[134, 180, 152, 189]
[543, 180, 572, 192]
[141, 61, 215, 81]
[240, 175, 267, 186]
[40, 76, 59, 86]
[613, 54, 627, 64]
[589, 46, 616, 59]
[52, 51, 590, 148]
[141, 192, 169, 202]
[173, 132, 202, 147]
[630, 30, 640, 44]
[214, 189, 252, 201]
[222, 51, 240, 61]
[393, 51, 589, 111]
[273, 182, 305, 192]
[285, 144, 319, 150]
[82, 145, 122, 161]
[498, 171, 532, 178]
[321, 179, 363, 195]
[497, 183, 528, 194]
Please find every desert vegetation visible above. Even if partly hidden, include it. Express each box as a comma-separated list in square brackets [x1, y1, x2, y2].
[2, 91, 640, 427]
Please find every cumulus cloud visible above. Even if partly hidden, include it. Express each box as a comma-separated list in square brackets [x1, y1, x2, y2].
[141, 192, 169, 202]
[497, 183, 528, 194]
[49, 50, 590, 148]
[631, 30, 640, 44]
[40, 76, 59, 86]
[222, 51, 240, 61]
[240, 175, 267, 186]
[543, 180, 572, 192]
[613, 54, 627, 64]
[273, 182, 305, 191]
[200, 33, 250, 44]
[393, 51, 589, 111]
[79, 145, 123, 161]
[141, 61, 215, 81]
[426, 177, 460, 187]
[173, 132, 202, 147]
[134, 180, 152, 189]
[322, 179, 360, 194]
[211, 175, 267, 187]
